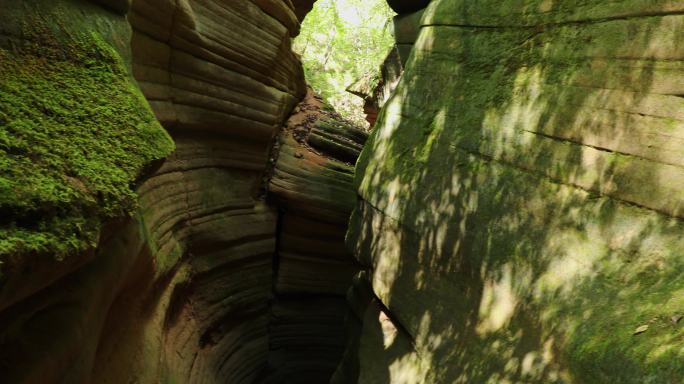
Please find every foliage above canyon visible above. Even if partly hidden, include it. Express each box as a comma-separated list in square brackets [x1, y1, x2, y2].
[294, 0, 395, 128]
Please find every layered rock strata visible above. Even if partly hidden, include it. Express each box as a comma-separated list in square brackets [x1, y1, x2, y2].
[392, 8, 425, 66]
[345, 0, 684, 382]
[262, 90, 367, 383]
[0, 0, 364, 383]
[6, 0, 679, 383]
[0, 1, 174, 382]
[119, 1, 305, 380]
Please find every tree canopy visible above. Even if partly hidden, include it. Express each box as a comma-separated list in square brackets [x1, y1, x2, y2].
[294, 0, 395, 127]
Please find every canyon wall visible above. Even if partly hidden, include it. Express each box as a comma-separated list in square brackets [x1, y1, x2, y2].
[0, 0, 359, 383]
[346, 0, 684, 383]
[264, 89, 366, 382]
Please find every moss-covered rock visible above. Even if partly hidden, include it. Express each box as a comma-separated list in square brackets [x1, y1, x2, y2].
[0, 0, 173, 268]
[346, 0, 684, 382]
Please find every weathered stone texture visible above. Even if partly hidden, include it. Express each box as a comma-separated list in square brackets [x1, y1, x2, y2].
[0, 0, 364, 382]
[345, 0, 684, 383]
[0, 1, 171, 382]
[263, 90, 367, 383]
[348, 7, 423, 127]
[9, 0, 682, 382]
[120, 2, 305, 379]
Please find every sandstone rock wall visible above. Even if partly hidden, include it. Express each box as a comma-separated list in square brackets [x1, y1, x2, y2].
[114, 1, 304, 381]
[262, 89, 367, 382]
[348, 47, 404, 127]
[347, 0, 684, 382]
[0, 0, 365, 383]
[0, 1, 172, 382]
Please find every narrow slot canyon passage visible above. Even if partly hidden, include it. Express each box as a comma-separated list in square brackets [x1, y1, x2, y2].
[0, 0, 402, 382]
[2, 0, 684, 383]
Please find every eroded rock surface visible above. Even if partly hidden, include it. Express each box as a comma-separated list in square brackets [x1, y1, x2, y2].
[0, 0, 363, 383]
[346, 0, 684, 382]
[262, 89, 366, 382]
[347, 7, 424, 127]
[116, 1, 304, 380]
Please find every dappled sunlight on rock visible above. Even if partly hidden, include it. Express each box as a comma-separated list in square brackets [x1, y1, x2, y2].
[368, 212, 403, 304]
[379, 311, 398, 348]
[477, 265, 521, 336]
[342, 0, 684, 382]
[387, 352, 430, 384]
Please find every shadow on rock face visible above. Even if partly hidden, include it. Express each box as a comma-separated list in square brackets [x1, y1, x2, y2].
[341, 0, 684, 382]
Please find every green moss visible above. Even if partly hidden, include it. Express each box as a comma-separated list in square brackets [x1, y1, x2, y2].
[0, 21, 174, 262]
[559, 226, 684, 383]
[350, 0, 684, 381]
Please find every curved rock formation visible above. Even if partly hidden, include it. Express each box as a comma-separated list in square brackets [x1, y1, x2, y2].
[262, 89, 367, 382]
[346, 0, 684, 382]
[0, 0, 364, 383]
[118, 1, 304, 380]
